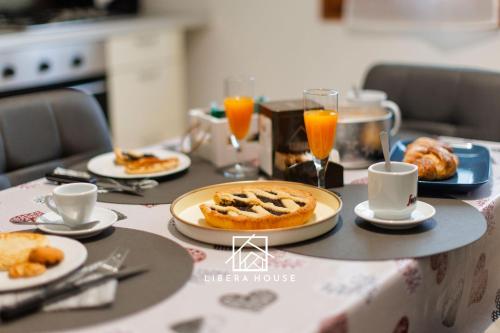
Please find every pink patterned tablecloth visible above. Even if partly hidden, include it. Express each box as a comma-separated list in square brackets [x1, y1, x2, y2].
[1, 137, 500, 333]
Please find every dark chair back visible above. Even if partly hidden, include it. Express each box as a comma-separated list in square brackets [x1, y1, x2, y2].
[0, 89, 112, 189]
[363, 63, 500, 141]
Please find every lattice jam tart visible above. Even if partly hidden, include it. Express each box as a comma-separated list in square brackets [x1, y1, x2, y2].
[199, 186, 316, 230]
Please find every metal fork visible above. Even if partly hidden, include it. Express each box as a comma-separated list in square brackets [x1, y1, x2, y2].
[98, 247, 130, 275]
[62, 247, 130, 285]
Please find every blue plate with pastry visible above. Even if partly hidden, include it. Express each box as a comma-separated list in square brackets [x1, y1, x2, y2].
[390, 137, 491, 192]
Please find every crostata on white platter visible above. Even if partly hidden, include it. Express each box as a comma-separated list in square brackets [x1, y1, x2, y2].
[200, 185, 316, 230]
[171, 181, 342, 246]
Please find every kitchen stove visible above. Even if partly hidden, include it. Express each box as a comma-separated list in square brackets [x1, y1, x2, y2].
[0, 40, 105, 94]
[0, 38, 107, 119]
[0, 8, 109, 30]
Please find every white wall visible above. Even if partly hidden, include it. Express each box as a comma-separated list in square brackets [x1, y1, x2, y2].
[144, 0, 500, 108]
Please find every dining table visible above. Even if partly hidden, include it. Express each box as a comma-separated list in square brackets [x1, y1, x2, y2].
[1, 135, 500, 333]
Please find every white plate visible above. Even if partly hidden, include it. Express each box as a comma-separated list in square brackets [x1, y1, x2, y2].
[354, 200, 436, 230]
[0, 235, 87, 292]
[170, 181, 342, 246]
[36, 207, 118, 239]
[87, 149, 191, 179]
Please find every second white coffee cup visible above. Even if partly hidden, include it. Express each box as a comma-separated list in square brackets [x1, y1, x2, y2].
[368, 161, 418, 220]
[45, 183, 98, 226]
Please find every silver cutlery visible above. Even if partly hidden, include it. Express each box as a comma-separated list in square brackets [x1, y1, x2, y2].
[0, 265, 146, 321]
[97, 178, 158, 195]
[126, 179, 159, 190]
[96, 176, 158, 191]
[380, 131, 391, 171]
[97, 185, 143, 196]
[98, 247, 130, 275]
[0, 247, 131, 321]
[48, 168, 154, 196]
[96, 178, 144, 196]
[64, 247, 130, 284]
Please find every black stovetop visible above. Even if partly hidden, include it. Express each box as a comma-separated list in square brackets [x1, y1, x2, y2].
[0, 8, 120, 30]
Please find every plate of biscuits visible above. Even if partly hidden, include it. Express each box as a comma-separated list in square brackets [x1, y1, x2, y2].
[171, 180, 342, 246]
[87, 148, 191, 179]
[0, 232, 87, 292]
[390, 137, 490, 192]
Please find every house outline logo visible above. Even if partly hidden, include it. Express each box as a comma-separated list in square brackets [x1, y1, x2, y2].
[225, 234, 274, 272]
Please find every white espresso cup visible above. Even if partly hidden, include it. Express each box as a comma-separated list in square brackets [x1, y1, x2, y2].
[368, 161, 418, 220]
[45, 183, 98, 226]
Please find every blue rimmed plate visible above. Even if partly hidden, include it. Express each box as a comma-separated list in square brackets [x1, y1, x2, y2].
[390, 139, 491, 192]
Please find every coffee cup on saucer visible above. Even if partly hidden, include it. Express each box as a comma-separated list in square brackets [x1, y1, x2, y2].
[45, 183, 98, 227]
[368, 161, 418, 220]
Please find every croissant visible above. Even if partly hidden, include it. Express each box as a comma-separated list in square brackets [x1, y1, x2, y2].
[403, 137, 459, 180]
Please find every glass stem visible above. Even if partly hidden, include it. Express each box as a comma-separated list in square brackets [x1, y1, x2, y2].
[230, 134, 242, 168]
[313, 157, 329, 188]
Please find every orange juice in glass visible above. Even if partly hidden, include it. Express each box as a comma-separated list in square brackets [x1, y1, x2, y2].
[303, 89, 339, 188]
[223, 76, 258, 179]
[304, 110, 338, 159]
[224, 96, 254, 140]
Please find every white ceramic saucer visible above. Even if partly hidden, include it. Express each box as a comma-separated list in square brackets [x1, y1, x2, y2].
[354, 200, 436, 230]
[36, 207, 118, 239]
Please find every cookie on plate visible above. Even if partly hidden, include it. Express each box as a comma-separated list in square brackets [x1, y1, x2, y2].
[29, 246, 64, 266]
[8, 262, 46, 279]
[0, 233, 48, 271]
[200, 185, 316, 230]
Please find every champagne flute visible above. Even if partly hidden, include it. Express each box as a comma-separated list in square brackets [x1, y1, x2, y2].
[303, 89, 339, 188]
[223, 76, 258, 178]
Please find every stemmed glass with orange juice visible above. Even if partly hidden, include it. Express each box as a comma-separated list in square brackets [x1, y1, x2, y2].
[223, 76, 258, 178]
[303, 89, 339, 188]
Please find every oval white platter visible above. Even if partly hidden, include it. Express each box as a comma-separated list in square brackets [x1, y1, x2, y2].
[0, 235, 87, 292]
[87, 149, 191, 179]
[170, 180, 342, 246]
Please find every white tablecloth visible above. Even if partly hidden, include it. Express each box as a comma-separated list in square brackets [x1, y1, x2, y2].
[2, 137, 500, 333]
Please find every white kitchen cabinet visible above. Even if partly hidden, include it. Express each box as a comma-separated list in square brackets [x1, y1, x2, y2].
[106, 29, 186, 148]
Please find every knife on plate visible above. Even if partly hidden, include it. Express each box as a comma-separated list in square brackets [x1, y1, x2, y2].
[0, 266, 148, 321]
